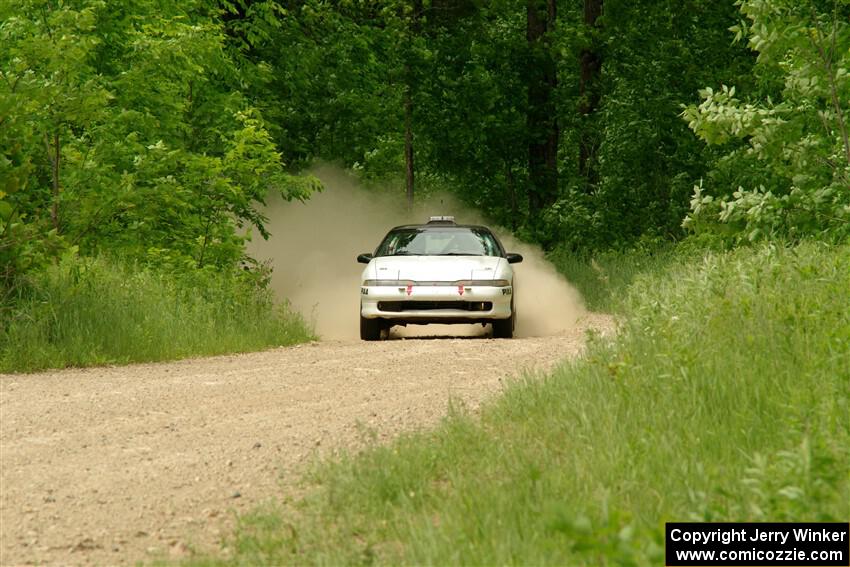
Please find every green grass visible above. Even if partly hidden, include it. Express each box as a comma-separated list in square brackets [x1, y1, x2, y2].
[548, 244, 681, 313]
[187, 241, 849, 566]
[0, 256, 314, 373]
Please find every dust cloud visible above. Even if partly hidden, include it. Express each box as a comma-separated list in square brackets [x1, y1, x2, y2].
[247, 165, 586, 340]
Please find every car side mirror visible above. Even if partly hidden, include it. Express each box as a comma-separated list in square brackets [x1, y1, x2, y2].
[506, 253, 523, 264]
[357, 253, 374, 264]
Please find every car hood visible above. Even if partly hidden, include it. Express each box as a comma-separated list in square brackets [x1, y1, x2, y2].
[369, 255, 505, 282]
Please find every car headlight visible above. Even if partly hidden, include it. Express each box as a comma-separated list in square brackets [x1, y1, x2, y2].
[460, 279, 511, 287]
[363, 279, 415, 286]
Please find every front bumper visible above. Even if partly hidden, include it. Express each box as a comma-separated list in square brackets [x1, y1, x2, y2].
[360, 284, 512, 323]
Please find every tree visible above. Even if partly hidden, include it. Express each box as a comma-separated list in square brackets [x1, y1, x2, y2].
[683, 0, 850, 242]
[578, 0, 602, 186]
[0, 0, 109, 234]
[526, 0, 559, 228]
[404, 0, 423, 210]
[0, 0, 318, 278]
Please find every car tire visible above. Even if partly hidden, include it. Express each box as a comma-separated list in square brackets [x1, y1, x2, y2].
[492, 306, 515, 339]
[360, 315, 382, 341]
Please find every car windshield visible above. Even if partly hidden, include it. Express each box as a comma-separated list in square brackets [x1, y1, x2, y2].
[376, 228, 501, 257]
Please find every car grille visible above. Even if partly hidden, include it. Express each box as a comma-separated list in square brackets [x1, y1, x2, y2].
[377, 301, 493, 312]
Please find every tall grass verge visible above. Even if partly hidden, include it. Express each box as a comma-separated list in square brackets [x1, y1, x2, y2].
[195, 242, 849, 565]
[0, 256, 314, 373]
[548, 244, 681, 313]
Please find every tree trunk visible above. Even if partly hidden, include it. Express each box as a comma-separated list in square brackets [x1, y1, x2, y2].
[46, 130, 60, 232]
[813, 15, 850, 168]
[405, 79, 414, 211]
[526, 0, 559, 222]
[578, 0, 603, 187]
[505, 161, 519, 231]
[404, 0, 422, 211]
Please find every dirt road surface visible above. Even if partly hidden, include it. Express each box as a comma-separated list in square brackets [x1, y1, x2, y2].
[0, 314, 613, 566]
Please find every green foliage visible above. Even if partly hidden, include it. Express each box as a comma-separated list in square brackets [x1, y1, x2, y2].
[190, 242, 849, 565]
[1, 1, 321, 370]
[548, 242, 682, 312]
[412, 3, 529, 230]
[248, 0, 410, 172]
[5, 0, 841, 270]
[683, 0, 850, 242]
[0, 0, 319, 279]
[546, 0, 758, 250]
[247, 0, 759, 250]
[0, 255, 313, 373]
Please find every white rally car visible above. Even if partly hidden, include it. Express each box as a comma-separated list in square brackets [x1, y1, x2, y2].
[357, 217, 523, 340]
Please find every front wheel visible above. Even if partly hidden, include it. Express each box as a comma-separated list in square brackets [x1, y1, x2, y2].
[492, 308, 515, 339]
[360, 315, 382, 341]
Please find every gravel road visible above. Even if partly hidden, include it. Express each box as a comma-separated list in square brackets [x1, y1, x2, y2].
[0, 314, 613, 566]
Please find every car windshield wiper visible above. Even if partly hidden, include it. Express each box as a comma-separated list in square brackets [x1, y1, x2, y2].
[386, 252, 420, 256]
[438, 253, 484, 256]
